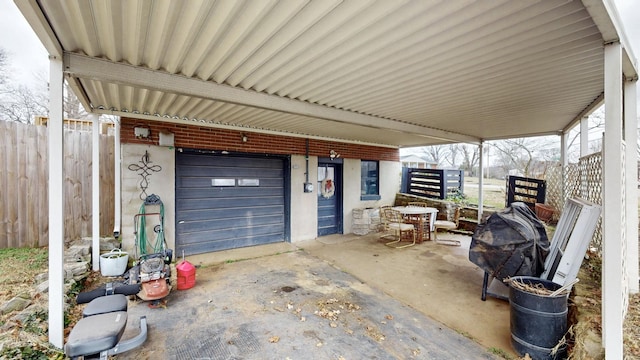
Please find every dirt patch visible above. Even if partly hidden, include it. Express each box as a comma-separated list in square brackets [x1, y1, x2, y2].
[567, 256, 640, 360]
[0, 248, 48, 305]
[0, 247, 122, 359]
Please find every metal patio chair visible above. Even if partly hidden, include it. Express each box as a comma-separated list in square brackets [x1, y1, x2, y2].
[383, 208, 416, 249]
[433, 207, 461, 246]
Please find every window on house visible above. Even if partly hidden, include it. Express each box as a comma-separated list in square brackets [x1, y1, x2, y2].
[361, 160, 380, 200]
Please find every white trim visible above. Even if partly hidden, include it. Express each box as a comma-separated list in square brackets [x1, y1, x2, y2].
[624, 79, 638, 294]
[580, 116, 589, 157]
[602, 41, 624, 359]
[91, 114, 100, 272]
[114, 118, 122, 238]
[477, 142, 484, 221]
[47, 56, 65, 348]
[560, 131, 568, 168]
[560, 132, 569, 203]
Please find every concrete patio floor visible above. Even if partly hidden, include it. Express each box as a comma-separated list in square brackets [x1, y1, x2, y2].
[117, 232, 513, 359]
[300, 233, 514, 356]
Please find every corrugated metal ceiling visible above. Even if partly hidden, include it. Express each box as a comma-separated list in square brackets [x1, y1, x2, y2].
[16, 0, 639, 147]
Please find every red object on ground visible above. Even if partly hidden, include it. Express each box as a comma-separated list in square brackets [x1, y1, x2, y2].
[176, 260, 196, 290]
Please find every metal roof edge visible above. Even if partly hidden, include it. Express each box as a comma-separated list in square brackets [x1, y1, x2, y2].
[14, 0, 63, 58]
[582, 0, 638, 77]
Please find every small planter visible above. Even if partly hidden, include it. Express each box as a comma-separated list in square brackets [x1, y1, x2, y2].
[99, 249, 129, 277]
[535, 203, 554, 222]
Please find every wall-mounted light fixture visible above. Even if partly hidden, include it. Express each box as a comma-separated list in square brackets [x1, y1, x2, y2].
[329, 150, 340, 160]
[134, 126, 150, 139]
[241, 134, 248, 143]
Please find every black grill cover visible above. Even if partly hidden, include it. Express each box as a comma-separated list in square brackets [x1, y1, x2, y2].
[469, 202, 549, 280]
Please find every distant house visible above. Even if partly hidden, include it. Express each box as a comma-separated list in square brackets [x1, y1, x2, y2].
[400, 155, 438, 169]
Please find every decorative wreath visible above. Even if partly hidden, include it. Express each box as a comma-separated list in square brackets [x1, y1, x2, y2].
[321, 178, 335, 199]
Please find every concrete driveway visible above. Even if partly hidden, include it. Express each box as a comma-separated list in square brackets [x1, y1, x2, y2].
[118, 234, 505, 359]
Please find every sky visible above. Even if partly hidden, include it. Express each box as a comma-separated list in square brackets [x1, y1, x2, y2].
[0, 0, 47, 87]
[1, 0, 639, 90]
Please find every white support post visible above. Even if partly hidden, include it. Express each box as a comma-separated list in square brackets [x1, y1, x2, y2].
[114, 119, 121, 239]
[560, 132, 569, 203]
[91, 114, 100, 271]
[625, 79, 638, 294]
[48, 56, 65, 348]
[560, 132, 569, 168]
[580, 116, 589, 157]
[477, 142, 484, 221]
[602, 42, 624, 359]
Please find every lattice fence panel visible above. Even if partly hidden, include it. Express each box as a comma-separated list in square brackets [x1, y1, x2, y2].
[578, 152, 603, 252]
[546, 153, 604, 252]
[545, 164, 564, 223]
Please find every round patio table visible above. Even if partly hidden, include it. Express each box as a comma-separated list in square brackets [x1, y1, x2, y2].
[392, 206, 438, 242]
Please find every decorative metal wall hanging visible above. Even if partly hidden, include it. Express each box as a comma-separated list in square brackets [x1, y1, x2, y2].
[128, 150, 162, 200]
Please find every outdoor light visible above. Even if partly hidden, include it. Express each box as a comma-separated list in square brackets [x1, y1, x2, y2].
[329, 150, 340, 160]
[242, 134, 248, 142]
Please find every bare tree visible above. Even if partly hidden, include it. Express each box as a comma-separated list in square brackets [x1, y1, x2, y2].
[1, 52, 90, 123]
[0, 84, 48, 124]
[445, 144, 460, 168]
[491, 136, 559, 177]
[459, 144, 479, 176]
[64, 82, 89, 119]
[419, 145, 450, 167]
[564, 106, 605, 162]
[0, 48, 8, 87]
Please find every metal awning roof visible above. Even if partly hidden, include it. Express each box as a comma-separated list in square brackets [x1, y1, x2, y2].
[15, 0, 638, 148]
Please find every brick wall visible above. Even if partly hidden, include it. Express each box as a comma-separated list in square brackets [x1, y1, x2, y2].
[121, 117, 399, 161]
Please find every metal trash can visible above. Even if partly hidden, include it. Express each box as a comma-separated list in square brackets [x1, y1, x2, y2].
[509, 276, 567, 360]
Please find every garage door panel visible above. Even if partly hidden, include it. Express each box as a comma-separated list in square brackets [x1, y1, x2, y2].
[177, 197, 284, 211]
[178, 177, 284, 188]
[178, 223, 284, 244]
[177, 165, 283, 178]
[179, 234, 284, 256]
[178, 154, 283, 169]
[178, 214, 284, 232]
[178, 205, 284, 221]
[176, 186, 284, 199]
[176, 152, 287, 255]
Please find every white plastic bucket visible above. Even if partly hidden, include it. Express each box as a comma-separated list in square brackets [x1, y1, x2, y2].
[99, 249, 129, 277]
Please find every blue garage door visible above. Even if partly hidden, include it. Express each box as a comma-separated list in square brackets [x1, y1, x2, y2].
[176, 151, 288, 255]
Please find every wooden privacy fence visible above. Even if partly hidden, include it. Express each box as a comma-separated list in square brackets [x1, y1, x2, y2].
[0, 120, 115, 249]
[401, 168, 464, 199]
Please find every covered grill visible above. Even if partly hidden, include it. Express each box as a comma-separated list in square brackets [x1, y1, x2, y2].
[469, 202, 549, 281]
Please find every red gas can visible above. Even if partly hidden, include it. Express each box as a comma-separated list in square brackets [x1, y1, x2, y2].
[176, 259, 196, 290]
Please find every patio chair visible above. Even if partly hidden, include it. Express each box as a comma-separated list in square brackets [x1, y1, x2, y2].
[378, 205, 393, 239]
[407, 202, 432, 241]
[382, 208, 416, 248]
[433, 207, 461, 246]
